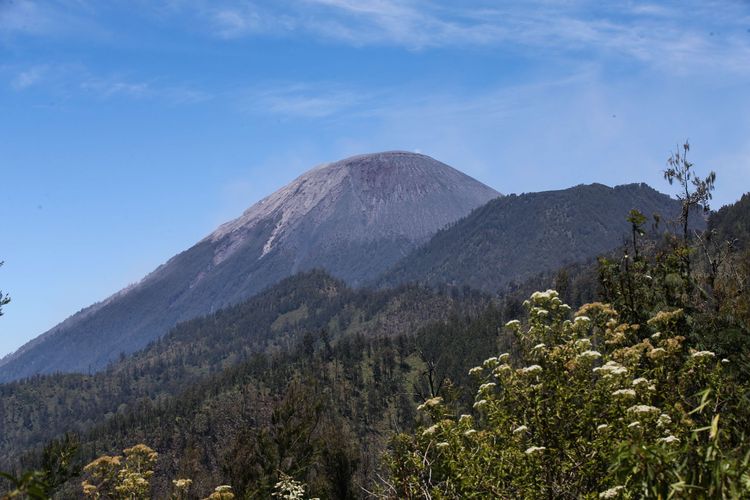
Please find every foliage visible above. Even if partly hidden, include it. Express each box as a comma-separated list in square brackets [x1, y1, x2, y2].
[0, 261, 9, 317]
[384, 290, 750, 498]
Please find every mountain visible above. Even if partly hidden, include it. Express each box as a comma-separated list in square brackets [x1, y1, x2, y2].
[0, 152, 499, 382]
[709, 192, 750, 249]
[378, 183, 703, 292]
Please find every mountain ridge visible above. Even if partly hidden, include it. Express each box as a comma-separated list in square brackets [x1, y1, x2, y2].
[0, 151, 499, 381]
[377, 181, 703, 292]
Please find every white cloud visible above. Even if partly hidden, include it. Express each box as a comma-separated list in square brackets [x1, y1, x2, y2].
[11, 65, 45, 90]
[242, 83, 371, 118]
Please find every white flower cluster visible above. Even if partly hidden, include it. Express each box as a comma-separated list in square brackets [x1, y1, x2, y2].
[657, 414, 672, 427]
[532, 343, 546, 350]
[612, 388, 636, 398]
[690, 350, 716, 359]
[524, 446, 546, 455]
[594, 361, 628, 377]
[575, 338, 592, 349]
[627, 405, 659, 416]
[422, 424, 439, 437]
[657, 435, 680, 445]
[521, 365, 543, 375]
[530, 290, 556, 301]
[577, 350, 602, 360]
[483, 356, 499, 367]
[599, 485, 625, 498]
[417, 397, 443, 411]
[468, 366, 483, 376]
[512, 425, 529, 434]
[479, 382, 496, 393]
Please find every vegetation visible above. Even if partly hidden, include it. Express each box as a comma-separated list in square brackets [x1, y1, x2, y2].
[2, 146, 749, 498]
[385, 292, 750, 498]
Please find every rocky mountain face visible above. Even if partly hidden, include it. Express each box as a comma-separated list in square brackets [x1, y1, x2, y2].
[378, 183, 704, 292]
[0, 152, 500, 381]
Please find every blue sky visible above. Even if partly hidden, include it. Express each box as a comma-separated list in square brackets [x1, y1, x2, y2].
[1, 0, 749, 356]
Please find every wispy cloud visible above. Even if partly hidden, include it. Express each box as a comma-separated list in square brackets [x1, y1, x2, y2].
[172, 0, 750, 76]
[241, 83, 373, 118]
[10, 65, 46, 90]
[3, 63, 212, 104]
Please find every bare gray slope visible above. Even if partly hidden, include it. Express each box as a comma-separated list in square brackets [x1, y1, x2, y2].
[0, 152, 499, 381]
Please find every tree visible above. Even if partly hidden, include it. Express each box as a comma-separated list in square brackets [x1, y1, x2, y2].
[0, 261, 9, 316]
[664, 141, 716, 245]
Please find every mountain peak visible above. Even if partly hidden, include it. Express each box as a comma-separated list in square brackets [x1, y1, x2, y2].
[0, 151, 499, 381]
[209, 151, 499, 262]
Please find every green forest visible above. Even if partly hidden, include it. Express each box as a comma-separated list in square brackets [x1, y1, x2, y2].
[2, 157, 749, 499]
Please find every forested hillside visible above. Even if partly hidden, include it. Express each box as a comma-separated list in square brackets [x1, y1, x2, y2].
[378, 183, 701, 292]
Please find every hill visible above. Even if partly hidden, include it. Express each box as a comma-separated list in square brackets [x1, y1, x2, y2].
[378, 183, 703, 292]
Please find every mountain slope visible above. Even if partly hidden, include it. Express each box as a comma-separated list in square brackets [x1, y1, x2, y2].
[378, 183, 703, 292]
[0, 270, 492, 468]
[0, 152, 499, 381]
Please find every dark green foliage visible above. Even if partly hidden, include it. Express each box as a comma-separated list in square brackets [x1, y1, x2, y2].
[378, 183, 701, 293]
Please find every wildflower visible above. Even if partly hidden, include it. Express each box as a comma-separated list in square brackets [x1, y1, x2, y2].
[651, 332, 662, 340]
[422, 425, 439, 437]
[512, 425, 529, 434]
[479, 382, 496, 392]
[628, 421, 641, 429]
[594, 361, 627, 376]
[658, 435, 680, 445]
[483, 357, 499, 367]
[173, 478, 193, 489]
[473, 399, 488, 409]
[627, 405, 659, 416]
[657, 414, 672, 427]
[599, 486, 625, 498]
[524, 446, 546, 455]
[596, 424, 609, 433]
[691, 350, 716, 359]
[468, 366, 483, 376]
[631, 377, 649, 387]
[505, 320, 521, 329]
[436, 442, 449, 449]
[721, 358, 730, 364]
[463, 429, 477, 437]
[647, 347, 667, 360]
[498, 353, 511, 362]
[494, 364, 512, 376]
[577, 350, 602, 360]
[459, 414, 472, 424]
[532, 343, 546, 350]
[612, 389, 636, 398]
[574, 316, 591, 324]
[576, 338, 592, 349]
[521, 365, 542, 375]
[531, 290, 555, 301]
[536, 309, 549, 317]
[417, 397, 443, 411]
